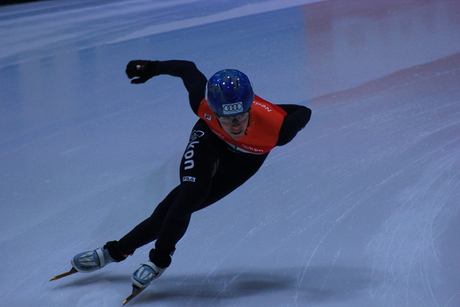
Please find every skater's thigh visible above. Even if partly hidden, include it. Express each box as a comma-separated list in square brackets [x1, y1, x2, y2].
[197, 151, 268, 210]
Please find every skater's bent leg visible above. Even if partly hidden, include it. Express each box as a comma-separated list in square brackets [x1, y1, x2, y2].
[196, 151, 268, 211]
[112, 186, 181, 256]
[151, 152, 267, 262]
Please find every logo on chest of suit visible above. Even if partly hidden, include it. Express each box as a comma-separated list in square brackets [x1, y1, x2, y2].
[253, 101, 272, 112]
[184, 130, 204, 171]
[184, 141, 198, 170]
[204, 113, 212, 121]
[189, 130, 205, 141]
[241, 143, 264, 153]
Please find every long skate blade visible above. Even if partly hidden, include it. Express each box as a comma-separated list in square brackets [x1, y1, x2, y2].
[122, 285, 145, 305]
[50, 268, 78, 281]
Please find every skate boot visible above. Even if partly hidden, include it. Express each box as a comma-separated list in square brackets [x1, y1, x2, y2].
[131, 261, 166, 288]
[130, 248, 174, 288]
[71, 246, 115, 273]
[123, 261, 167, 305]
[50, 241, 128, 281]
[122, 249, 174, 304]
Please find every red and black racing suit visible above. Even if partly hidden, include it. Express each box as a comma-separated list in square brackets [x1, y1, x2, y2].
[108, 60, 312, 268]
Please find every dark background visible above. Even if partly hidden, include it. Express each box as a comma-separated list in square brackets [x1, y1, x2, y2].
[1, 0, 43, 5]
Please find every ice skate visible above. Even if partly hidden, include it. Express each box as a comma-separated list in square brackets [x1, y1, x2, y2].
[71, 247, 115, 273]
[131, 260, 166, 288]
[122, 261, 166, 305]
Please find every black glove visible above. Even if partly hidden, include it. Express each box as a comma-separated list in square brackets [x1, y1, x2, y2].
[125, 60, 158, 84]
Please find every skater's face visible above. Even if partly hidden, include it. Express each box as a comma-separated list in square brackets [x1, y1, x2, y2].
[216, 111, 250, 140]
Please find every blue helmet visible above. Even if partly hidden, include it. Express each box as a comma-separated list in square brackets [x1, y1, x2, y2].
[206, 69, 254, 116]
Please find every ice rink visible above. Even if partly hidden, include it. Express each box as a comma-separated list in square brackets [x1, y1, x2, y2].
[1, 0, 460, 306]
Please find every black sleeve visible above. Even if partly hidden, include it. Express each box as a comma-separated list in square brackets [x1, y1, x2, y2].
[277, 105, 312, 146]
[155, 60, 208, 114]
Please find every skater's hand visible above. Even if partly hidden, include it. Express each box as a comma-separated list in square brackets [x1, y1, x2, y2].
[126, 60, 158, 84]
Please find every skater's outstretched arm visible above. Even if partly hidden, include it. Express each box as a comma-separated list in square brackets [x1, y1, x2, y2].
[125, 60, 207, 114]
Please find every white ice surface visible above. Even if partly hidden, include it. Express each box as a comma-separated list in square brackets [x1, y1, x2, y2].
[1, 0, 460, 306]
